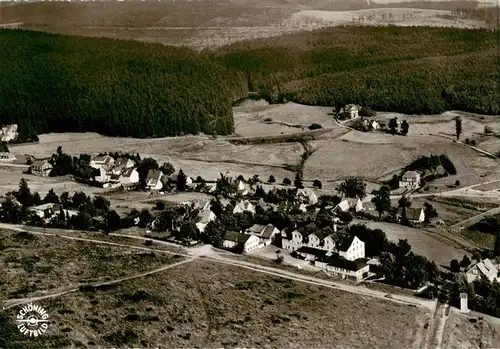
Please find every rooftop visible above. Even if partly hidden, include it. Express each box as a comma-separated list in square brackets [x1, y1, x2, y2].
[223, 231, 251, 244]
[326, 254, 368, 271]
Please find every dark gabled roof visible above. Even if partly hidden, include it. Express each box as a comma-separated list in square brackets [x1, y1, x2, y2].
[334, 233, 356, 252]
[398, 207, 423, 221]
[121, 167, 136, 178]
[261, 224, 276, 239]
[326, 253, 368, 271]
[314, 226, 335, 240]
[223, 231, 251, 244]
[296, 246, 329, 259]
[146, 169, 163, 183]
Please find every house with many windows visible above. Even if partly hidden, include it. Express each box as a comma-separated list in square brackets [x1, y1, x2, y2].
[30, 159, 53, 177]
[222, 232, 260, 253]
[399, 171, 421, 189]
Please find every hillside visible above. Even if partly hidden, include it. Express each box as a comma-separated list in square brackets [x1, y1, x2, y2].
[0, 29, 248, 138]
[218, 26, 500, 115]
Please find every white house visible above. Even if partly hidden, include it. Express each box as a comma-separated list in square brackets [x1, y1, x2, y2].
[398, 207, 425, 223]
[317, 254, 370, 282]
[370, 120, 380, 130]
[170, 173, 194, 186]
[337, 235, 365, 261]
[222, 232, 260, 253]
[281, 229, 303, 252]
[343, 104, 359, 119]
[296, 188, 318, 205]
[0, 152, 16, 161]
[146, 170, 164, 191]
[246, 223, 279, 246]
[0, 124, 18, 142]
[94, 167, 111, 184]
[233, 200, 255, 214]
[196, 209, 216, 233]
[90, 155, 115, 171]
[30, 159, 53, 177]
[466, 259, 499, 284]
[236, 180, 251, 196]
[28, 203, 60, 219]
[399, 171, 421, 189]
[119, 167, 139, 187]
[334, 198, 363, 213]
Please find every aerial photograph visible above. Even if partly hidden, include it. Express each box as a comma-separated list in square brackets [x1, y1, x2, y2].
[0, 0, 499, 348]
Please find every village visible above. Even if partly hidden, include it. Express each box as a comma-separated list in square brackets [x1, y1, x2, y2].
[1, 110, 499, 293]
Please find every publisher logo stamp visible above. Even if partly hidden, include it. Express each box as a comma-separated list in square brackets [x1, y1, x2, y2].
[16, 303, 49, 337]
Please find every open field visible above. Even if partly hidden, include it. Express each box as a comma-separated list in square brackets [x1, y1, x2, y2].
[0, 167, 105, 197]
[0, 229, 181, 300]
[1, 258, 429, 348]
[354, 220, 467, 266]
[0, 1, 489, 49]
[442, 308, 500, 349]
[412, 197, 480, 226]
[305, 123, 500, 186]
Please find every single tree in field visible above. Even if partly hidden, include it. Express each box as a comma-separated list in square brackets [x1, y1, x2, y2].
[160, 162, 175, 176]
[282, 178, 291, 186]
[268, 175, 276, 183]
[388, 117, 398, 134]
[371, 185, 391, 219]
[423, 202, 438, 223]
[401, 120, 409, 136]
[294, 173, 303, 189]
[455, 116, 462, 140]
[460, 255, 471, 269]
[336, 177, 366, 199]
[176, 169, 187, 191]
[313, 179, 322, 189]
[398, 195, 411, 221]
[450, 259, 460, 273]
[43, 189, 59, 204]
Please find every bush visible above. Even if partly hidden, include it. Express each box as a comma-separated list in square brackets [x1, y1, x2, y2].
[308, 123, 323, 130]
[455, 180, 460, 186]
[155, 201, 165, 210]
[471, 140, 476, 146]
[465, 138, 470, 144]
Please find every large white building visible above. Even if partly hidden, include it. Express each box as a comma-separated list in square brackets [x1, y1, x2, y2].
[399, 171, 421, 189]
[222, 232, 260, 253]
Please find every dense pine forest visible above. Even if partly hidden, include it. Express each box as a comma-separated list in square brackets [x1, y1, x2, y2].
[1, 26, 499, 138]
[218, 26, 500, 115]
[0, 30, 248, 138]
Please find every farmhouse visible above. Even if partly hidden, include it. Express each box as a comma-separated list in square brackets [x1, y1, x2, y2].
[170, 173, 194, 186]
[296, 188, 318, 205]
[233, 200, 255, 214]
[94, 167, 111, 184]
[119, 167, 139, 187]
[236, 180, 251, 196]
[399, 171, 421, 189]
[246, 223, 279, 245]
[90, 155, 115, 171]
[222, 231, 260, 253]
[0, 152, 16, 161]
[334, 198, 363, 213]
[30, 159, 53, 177]
[146, 170, 164, 191]
[343, 104, 359, 119]
[337, 235, 365, 261]
[316, 254, 370, 282]
[398, 207, 425, 223]
[28, 203, 60, 219]
[112, 158, 135, 174]
[466, 259, 499, 284]
[196, 209, 216, 233]
[0, 124, 18, 142]
[281, 228, 303, 252]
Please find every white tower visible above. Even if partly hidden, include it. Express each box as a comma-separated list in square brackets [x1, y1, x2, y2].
[460, 293, 469, 313]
